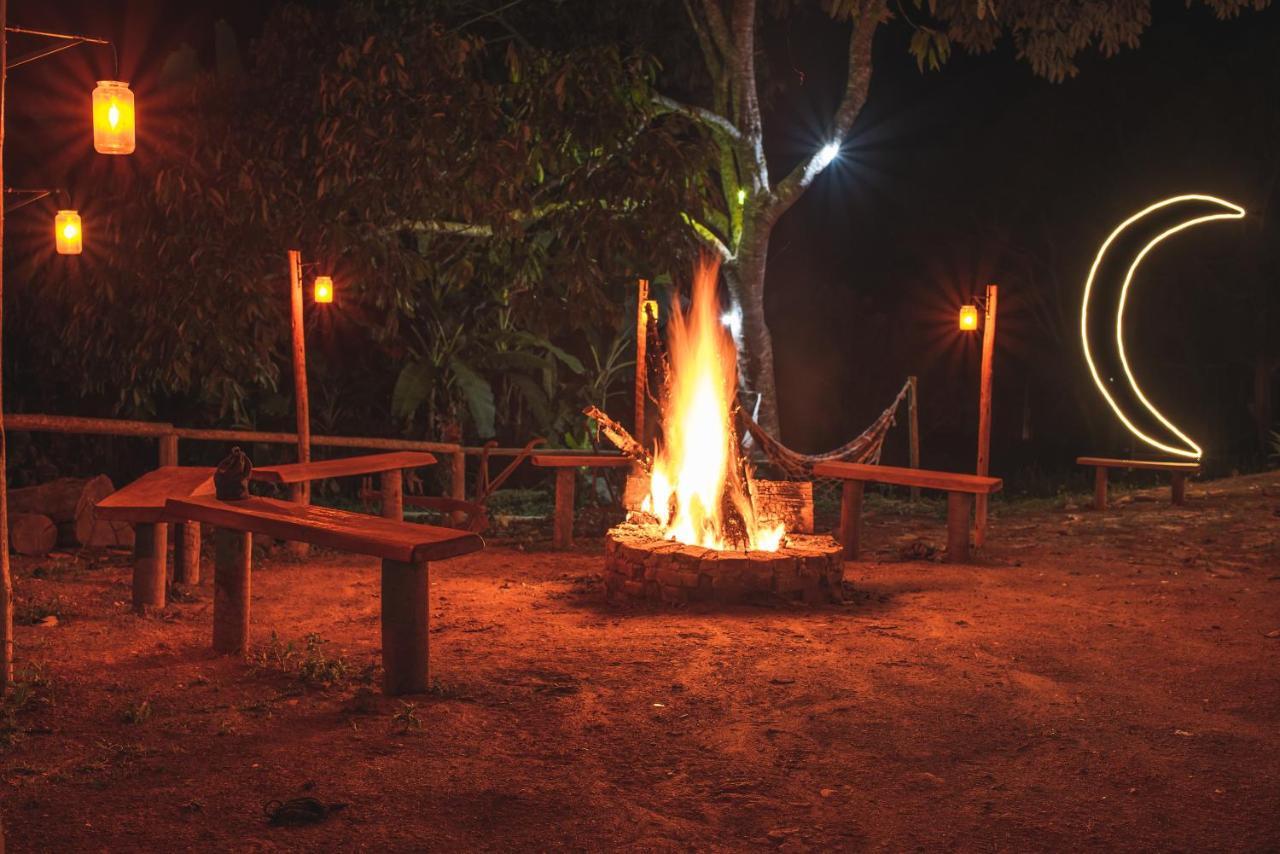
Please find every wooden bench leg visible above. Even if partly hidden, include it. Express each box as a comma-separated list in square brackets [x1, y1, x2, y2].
[1094, 466, 1108, 511]
[1171, 472, 1186, 506]
[174, 523, 201, 586]
[213, 529, 252, 655]
[553, 469, 575, 549]
[945, 492, 972, 563]
[381, 470, 404, 522]
[838, 481, 864, 560]
[381, 558, 429, 695]
[132, 522, 167, 611]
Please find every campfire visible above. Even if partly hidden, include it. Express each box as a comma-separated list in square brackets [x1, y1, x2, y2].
[591, 261, 843, 604]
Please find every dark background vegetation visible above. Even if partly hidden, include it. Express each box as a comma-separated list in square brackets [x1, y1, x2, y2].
[3, 0, 1277, 496]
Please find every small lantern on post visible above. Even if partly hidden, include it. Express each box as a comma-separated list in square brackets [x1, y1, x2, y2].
[313, 276, 334, 304]
[959, 304, 979, 332]
[54, 210, 82, 255]
[92, 80, 136, 155]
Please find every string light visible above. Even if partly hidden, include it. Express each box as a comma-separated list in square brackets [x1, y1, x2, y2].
[1080, 194, 1245, 460]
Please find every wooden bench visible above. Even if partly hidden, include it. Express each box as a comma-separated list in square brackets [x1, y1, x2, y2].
[812, 461, 1003, 563]
[530, 453, 634, 548]
[94, 466, 216, 610]
[1076, 456, 1199, 510]
[253, 450, 438, 521]
[159, 494, 481, 695]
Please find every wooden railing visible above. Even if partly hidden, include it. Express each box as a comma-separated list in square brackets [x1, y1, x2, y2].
[4, 413, 472, 504]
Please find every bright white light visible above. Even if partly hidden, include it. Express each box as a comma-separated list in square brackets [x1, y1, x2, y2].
[816, 141, 840, 170]
[720, 304, 743, 342]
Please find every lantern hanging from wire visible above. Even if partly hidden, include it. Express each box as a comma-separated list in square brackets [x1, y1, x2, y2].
[92, 80, 136, 155]
[55, 210, 83, 255]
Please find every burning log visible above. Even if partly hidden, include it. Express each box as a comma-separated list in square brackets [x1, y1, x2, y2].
[583, 405, 651, 470]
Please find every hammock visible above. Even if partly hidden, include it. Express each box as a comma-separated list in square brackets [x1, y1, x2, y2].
[738, 379, 912, 480]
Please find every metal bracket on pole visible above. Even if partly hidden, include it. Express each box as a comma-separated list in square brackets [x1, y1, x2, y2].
[4, 26, 115, 73]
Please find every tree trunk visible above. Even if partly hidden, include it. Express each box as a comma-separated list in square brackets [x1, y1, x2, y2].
[7, 475, 127, 547]
[725, 228, 780, 436]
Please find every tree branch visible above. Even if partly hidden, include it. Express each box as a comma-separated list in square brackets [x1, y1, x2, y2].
[768, 1, 883, 220]
[652, 94, 742, 141]
[681, 212, 734, 261]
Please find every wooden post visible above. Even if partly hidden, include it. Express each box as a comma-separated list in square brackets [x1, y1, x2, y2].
[288, 249, 310, 556]
[174, 523, 202, 586]
[380, 469, 404, 521]
[945, 492, 972, 563]
[553, 468, 575, 549]
[213, 529, 252, 654]
[838, 480, 864, 560]
[0, 5, 14, 692]
[1171, 472, 1186, 506]
[974, 284, 998, 548]
[131, 523, 166, 610]
[908, 375, 920, 502]
[381, 559, 429, 695]
[450, 450, 466, 525]
[1094, 466, 1108, 511]
[634, 278, 650, 442]
[157, 433, 178, 583]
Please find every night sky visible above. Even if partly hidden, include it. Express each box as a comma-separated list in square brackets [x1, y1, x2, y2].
[7, 1, 1278, 486]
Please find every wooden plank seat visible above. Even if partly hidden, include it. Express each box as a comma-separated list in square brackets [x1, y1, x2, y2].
[1076, 456, 1199, 510]
[159, 494, 483, 695]
[252, 451, 438, 523]
[530, 453, 634, 548]
[813, 461, 1003, 563]
[94, 466, 215, 610]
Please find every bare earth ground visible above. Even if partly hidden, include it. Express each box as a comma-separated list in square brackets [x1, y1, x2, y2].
[2, 472, 1279, 852]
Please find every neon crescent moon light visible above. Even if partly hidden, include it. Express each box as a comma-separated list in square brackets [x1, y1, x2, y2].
[1080, 194, 1245, 461]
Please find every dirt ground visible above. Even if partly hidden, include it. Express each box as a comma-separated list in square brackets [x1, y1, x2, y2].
[2, 472, 1279, 852]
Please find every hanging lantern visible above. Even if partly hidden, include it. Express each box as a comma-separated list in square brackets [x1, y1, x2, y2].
[959, 304, 979, 332]
[55, 210, 83, 255]
[313, 276, 334, 304]
[92, 80, 136, 155]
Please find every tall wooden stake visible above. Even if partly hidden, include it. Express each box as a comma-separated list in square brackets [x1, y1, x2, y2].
[907, 375, 920, 502]
[288, 250, 311, 556]
[0, 0, 14, 693]
[634, 278, 649, 441]
[974, 284, 998, 548]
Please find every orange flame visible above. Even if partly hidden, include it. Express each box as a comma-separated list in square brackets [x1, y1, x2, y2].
[642, 260, 785, 551]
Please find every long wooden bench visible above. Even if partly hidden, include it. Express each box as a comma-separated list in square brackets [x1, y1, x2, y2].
[812, 461, 1003, 563]
[1076, 456, 1199, 510]
[530, 453, 634, 548]
[160, 494, 481, 695]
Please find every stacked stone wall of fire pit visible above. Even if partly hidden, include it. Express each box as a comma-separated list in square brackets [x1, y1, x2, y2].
[604, 522, 844, 605]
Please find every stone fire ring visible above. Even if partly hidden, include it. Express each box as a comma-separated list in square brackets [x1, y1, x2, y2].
[604, 522, 844, 605]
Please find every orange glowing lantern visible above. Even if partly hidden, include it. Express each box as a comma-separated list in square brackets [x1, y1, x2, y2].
[313, 276, 334, 304]
[959, 304, 979, 332]
[92, 81, 135, 155]
[55, 210, 83, 255]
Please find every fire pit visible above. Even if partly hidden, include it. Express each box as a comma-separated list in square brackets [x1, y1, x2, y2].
[604, 522, 843, 605]
[590, 259, 845, 606]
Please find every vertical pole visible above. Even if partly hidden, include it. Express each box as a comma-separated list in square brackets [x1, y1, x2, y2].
[974, 284, 998, 549]
[288, 250, 310, 556]
[381, 559, 429, 695]
[170, 427, 200, 585]
[1094, 466, 1108, 511]
[213, 529, 252, 654]
[553, 468, 575, 549]
[838, 480, 864, 561]
[450, 449, 466, 525]
[908, 376, 920, 502]
[131, 522, 166, 610]
[634, 278, 649, 442]
[156, 433, 178, 584]
[380, 469, 404, 521]
[945, 492, 972, 563]
[0, 2, 14, 693]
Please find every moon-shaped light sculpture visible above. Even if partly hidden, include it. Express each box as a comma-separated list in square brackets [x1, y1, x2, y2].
[1080, 194, 1245, 460]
